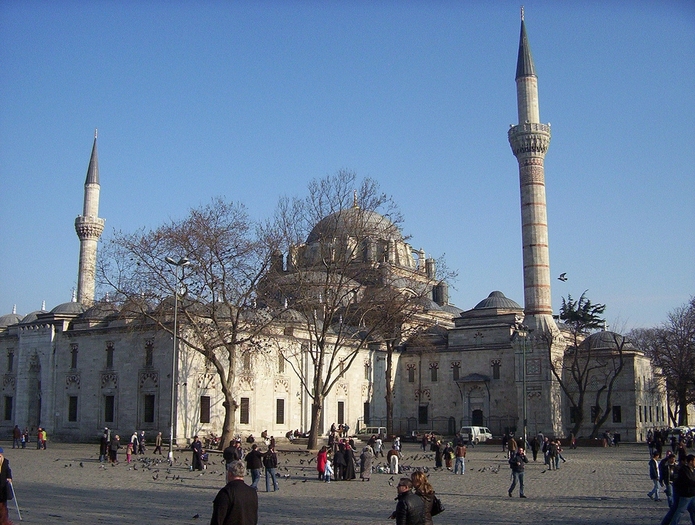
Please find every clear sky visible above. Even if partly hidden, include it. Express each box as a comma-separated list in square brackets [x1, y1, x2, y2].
[1, 0, 693, 331]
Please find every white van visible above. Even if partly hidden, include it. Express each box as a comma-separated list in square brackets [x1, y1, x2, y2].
[357, 426, 387, 438]
[459, 426, 493, 444]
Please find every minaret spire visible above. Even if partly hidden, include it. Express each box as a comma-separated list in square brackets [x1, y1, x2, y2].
[508, 11, 564, 438]
[75, 132, 106, 306]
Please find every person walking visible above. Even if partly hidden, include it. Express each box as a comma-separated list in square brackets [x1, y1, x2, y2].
[360, 445, 374, 481]
[323, 458, 333, 483]
[388, 446, 400, 475]
[99, 428, 109, 462]
[508, 447, 529, 498]
[130, 431, 139, 456]
[109, 435, 121, 464]
[153, 431, 163, 455]
[191, 436, 204, 471]
[11, 426, 20, 449]
[648, 451, 662, 501]
[659, 453, 695, 525]
[262, 445, 279, 492]
[138, 431, 146, 454]
[660, 452, 677, 508]
[390, 478, 425, 525]
[244, 444, 263, 490]
[41, 428, 47, 449]
[316, 446, 328, 481]
[454, 442, 466, 475]
[411, 470, 435, 525]
[210, 460, 258, 525]
[0, 448, 13, 525]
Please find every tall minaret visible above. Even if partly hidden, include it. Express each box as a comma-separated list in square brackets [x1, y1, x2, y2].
[75, 130, 105, 306]
[508, 9, 564, 437]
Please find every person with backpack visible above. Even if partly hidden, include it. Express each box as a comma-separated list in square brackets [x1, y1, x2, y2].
[508, 447, 529, 498]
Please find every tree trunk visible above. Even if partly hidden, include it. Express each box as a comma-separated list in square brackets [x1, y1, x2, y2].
[307, 398, 323, 450]
[219, 398, 237, 450]
[385, 345, 394, 439]
[677, 391, 688, 426]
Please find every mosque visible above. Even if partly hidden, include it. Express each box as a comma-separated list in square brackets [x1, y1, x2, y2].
[0, 15, 666, 445]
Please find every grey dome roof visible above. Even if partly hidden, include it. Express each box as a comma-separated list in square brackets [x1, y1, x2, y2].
[307, 208, 402, 244]
[50, 302, 87, 315]
[473, 291, 523, 311]
[19, 310, 48, 324]
[0, 313, 23, 328]
[82, 303, 119, 320]
[582, 331, 636, 351]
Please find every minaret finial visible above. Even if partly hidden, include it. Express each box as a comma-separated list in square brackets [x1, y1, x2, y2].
[521, 5, 524, 21]
[94, 128, 98, 139]
[353, 190, 359, 208]
[12, 304, 16, 315]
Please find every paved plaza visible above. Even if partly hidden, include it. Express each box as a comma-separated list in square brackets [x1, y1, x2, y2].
[1, 440, 674, 524]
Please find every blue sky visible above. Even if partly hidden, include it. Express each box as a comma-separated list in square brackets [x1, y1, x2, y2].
[1, 0, 693, 330]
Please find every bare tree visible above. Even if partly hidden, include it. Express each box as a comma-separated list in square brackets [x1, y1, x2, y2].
[99, 198, 278, 448]
[586, 331, 627, 438]
[632, 298, 695, 426]
[264, 170, 408, 449]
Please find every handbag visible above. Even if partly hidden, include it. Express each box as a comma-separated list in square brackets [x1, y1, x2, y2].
[431, 495, 444, 516]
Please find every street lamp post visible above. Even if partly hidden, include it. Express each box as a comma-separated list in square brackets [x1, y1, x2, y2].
[165, 256, 190, 461]
[513, 324, 533, 448]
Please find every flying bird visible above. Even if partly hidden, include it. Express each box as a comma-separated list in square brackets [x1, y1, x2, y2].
[558, 273, 567, 282]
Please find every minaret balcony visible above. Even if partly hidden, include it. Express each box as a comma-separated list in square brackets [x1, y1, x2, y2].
[75, 215, 106, 240]
[508, 122, 551, 156]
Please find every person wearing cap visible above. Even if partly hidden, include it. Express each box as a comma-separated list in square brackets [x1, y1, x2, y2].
[0, 447, 14, 523]
[659, 453, 695, 525]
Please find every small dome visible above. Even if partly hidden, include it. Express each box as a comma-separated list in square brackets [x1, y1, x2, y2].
[0, 313, 23, 328]
[82, 303, 119, 320]
[473, 291, 523, 311]
[19, 310, 48, 324]
[50, 302, 87, 315]
[582, 331, 636, 351]
[307, 208, 402, 244]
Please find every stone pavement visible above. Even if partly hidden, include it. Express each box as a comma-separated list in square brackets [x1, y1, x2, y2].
[1, 440, 673, 524]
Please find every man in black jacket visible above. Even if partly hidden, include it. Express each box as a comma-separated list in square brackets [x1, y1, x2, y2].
[210, 460, 258, 525]
[244, 444, 263, 490]
[262, 445, 279, 492]
[660, 454, 695, 525]
[659, 452, 677, 508]
[390, 478, 425, 525]
[508, 448, 529, 498]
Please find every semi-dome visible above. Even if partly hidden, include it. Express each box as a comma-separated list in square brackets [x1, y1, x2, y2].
[306, 208, 402, 244]
[473, 291, 523, 311]
[50, 302, 87, 315]
[0, 313, 23, 328]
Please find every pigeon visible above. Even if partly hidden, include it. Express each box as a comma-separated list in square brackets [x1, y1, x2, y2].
[79, 462, 84, 468]
[153, 473, 159, 480]
[558, 273, 568, 282]
[192, 514, 200, 519]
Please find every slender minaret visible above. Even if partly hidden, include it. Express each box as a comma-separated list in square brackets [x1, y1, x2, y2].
[75, 130, 105, 306]
[508, 9, 564, 437]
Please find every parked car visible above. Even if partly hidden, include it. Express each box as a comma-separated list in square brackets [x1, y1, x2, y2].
[356, 426, 387, 438]
[459, 426, 493, 445]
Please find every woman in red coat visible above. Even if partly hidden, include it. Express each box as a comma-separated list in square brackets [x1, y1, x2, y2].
[316, 446, 328, 480]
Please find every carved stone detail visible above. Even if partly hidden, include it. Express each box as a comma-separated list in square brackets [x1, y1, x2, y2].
[101, 373, 118, 389]
[66, 374, 80, 389]
[274, 378, 289, 393]
[139, 371, 158, 389]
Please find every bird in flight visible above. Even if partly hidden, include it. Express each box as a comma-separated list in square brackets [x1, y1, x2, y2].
[558, 273, 568, 282]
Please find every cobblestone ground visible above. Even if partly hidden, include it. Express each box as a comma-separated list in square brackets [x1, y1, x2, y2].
[2, 440, 672, 524]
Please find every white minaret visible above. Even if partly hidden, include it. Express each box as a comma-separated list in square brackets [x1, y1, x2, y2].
[75, 130, 105, 306]
[508, 10, 564, 437]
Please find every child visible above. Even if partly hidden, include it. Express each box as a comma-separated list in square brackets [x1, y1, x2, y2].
[323, 458, 333, 483]
[126, 442, 133, 464]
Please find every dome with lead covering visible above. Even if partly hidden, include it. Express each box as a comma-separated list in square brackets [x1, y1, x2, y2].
[0, 313, 23, 328]
[473, 291, 523, 311]
[307, 208, 402, 244]
[50, 302, 87, 315]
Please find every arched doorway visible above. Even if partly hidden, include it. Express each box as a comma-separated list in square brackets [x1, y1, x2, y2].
[472, 409, 484, 426]
[448, 416, 457, 435]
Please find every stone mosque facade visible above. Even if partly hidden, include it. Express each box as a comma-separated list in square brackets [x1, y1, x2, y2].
[0, 16, 666, 445]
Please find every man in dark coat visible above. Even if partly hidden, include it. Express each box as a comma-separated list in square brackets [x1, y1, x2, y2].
[191, 436, 204, 471]
[210, 460, 258, 525]
[223, 440, 241, 465]
[390, 478, 425, 525]
[659, 453, 695, 525]
[244, 444, 263, 490]
[508, 447, 529, 498]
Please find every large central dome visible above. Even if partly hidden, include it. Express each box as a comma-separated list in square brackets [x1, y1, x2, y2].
[306, 208, 402, 244]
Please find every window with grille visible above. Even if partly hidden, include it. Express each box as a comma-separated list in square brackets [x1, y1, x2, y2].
[240, 397, 250, 424]
[68, 396, 78, 422]
[200, 396, 211, 424]
[276, 399, 285, 425]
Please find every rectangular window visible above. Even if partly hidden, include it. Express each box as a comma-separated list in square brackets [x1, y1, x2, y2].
[278, 353, 285, 374]
[649, 406, 653, 423]
[364, 363, 370, 380]
[144, 394, 155, 423]
[418, 405, 428, 425]
[71, 344, 78, 369]
[276, 399, 285, 425]
[430, 366, 438, 382]
[492, 362, 501, 380]
[7, 350, 14, 373]
[337, 401, 345, 425]
[363, 401, 370, 425]
[243, 353, 251, 371]
[408, 368, 415, 383]
[569, 406, 579, 424]
[200, 396, 211, 424]
[639, 405, 642, 423]
[3, 396, 12, 421]
[104, 395, 115, 423]
[106, 345, 114, 368]
[590, 405, 599, 423]
[452, 364, 460, 381]
[612, 406, 622, 423]
[145, 347, 153, 367]
[240, 397, 250, 424]
[644, 405, 648, 423]
[68, 396, 78, 422]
